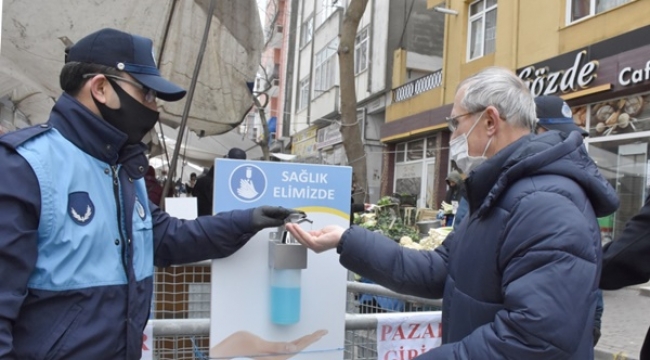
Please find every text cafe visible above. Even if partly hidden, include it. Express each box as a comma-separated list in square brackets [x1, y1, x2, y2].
[517, 25, 650, 246]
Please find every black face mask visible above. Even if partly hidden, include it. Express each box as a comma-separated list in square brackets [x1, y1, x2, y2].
[91, 77, 159, 145]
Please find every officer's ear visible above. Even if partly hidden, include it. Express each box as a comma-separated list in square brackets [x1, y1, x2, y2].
[87, 75, 111, 104]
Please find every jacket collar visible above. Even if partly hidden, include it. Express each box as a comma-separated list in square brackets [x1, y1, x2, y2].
[464, 130, 619, 219]
[48, 93, 149, 179]
[464, 135, 530, 215]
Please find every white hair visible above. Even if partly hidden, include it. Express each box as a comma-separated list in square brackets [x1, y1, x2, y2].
[457, 66, 536, 130]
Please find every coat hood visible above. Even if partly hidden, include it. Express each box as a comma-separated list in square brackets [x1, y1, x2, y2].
[466, 131, 619, 218]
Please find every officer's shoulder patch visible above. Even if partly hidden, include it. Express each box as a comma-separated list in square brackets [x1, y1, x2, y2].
[68, 192, 95, 225]
[135, 196, 147, 220]
[0, 123, 53, 150]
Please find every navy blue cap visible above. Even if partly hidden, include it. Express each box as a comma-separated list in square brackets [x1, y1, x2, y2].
[535, 95, 588, 137]
[226, 147, 247, 159]
[67, 28, 187, 102]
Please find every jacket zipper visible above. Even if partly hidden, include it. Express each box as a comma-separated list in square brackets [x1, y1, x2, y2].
[111, 165, 129, 275]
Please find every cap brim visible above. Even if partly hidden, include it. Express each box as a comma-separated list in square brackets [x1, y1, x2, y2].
[541, 122, 589, 137]
[130, 73, 187, 102]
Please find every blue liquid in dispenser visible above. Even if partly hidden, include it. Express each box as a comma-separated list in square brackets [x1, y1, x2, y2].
[270, 269, 301, 325]
[271, 286, 300, 324]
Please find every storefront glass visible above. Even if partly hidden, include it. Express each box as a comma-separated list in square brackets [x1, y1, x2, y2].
[584, 91, 650, 242]
[585, 94, 650, 138]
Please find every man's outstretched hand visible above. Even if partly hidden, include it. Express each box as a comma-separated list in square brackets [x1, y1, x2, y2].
[285, 223, 345, 253]
[251, 206, 305, 232]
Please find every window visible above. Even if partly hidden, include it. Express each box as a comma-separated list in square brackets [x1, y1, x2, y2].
[426, 136, 437, 158]
[354, 27, 369, 75]
[396, 143, 406, 163]
[316, 0, 336, 27]
[407, 139, 424, 161]
[240, 114, 255, 135]
[393, 137, 438, 208]
[298, 77, 310, 110]
[313, 38, 339, 94]
[569, 0, 631, 23]
[467, 0, 497, 61]
[300, 17, 313, 46]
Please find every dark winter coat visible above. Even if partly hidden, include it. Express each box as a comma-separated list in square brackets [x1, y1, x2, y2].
[600, 193, 650, 359]
[194, 167, 214, 216]
[0, 94, 259, 360]
[338, 131, 619, 359]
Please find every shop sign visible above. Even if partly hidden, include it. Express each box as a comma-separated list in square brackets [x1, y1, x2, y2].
[518, 50, 599, 96]
[293, 125, 318, 143]
[316, 123, 342, 150]
[292, 137, 319, 157]
[367, 96, 386, 114]
[292, 125, 319, 157]
[618, 61, 650, 86]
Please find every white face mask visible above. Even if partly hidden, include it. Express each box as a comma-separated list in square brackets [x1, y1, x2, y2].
[449, 110, 492, 174]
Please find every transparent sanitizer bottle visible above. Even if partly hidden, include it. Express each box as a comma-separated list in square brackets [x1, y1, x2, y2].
[270, 269, 302, 324]
[269, 214, 311, 325]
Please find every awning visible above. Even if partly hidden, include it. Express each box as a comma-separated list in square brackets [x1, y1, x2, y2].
[150, 124, 262, 168]
[1, 0, 263, 136]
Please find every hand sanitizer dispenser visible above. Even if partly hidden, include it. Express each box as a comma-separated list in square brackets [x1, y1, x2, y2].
[269, 214, 312, 325]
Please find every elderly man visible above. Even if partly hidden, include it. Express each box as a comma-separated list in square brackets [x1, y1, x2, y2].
[286, 67, 619, 359]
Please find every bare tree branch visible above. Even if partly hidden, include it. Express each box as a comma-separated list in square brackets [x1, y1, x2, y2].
[339, 0, 370, 202]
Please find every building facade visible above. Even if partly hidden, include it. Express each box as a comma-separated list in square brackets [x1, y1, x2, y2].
[287, 0, 443, 202]
[383, 0, 648, 233]
[240, 0, 291, 152]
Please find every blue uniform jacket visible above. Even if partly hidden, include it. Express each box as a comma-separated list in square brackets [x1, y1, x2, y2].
[0, 94, 258, 360]
[338, 132, 619, 359]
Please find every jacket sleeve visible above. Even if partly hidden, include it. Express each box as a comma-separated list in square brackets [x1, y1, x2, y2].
[422, 191, 598, 359]
[600, 195, 650, 290]
[338, 226, 451, 299]
[151, 204, 257, 267]
[0, 146, 40, 359]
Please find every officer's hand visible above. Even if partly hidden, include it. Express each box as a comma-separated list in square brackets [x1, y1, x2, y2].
[251, 206, 305, 232]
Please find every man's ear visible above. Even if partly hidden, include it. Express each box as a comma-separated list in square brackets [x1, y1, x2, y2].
[484, 106, 501, 136]
[88, 75, 109, 104]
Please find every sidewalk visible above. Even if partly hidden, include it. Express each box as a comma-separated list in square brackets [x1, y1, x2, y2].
[595, 287, 650, 360]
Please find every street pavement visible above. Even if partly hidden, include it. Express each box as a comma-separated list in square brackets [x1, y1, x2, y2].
[595, 286, 650, 360]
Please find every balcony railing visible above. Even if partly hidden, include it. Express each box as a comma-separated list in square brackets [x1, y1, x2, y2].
[392, 69, 443, 103]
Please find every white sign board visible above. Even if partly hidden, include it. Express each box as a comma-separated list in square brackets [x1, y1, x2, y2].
[140, 322, 153, 360]
[163, 197, 198, 219]
[376, 312, 443, 360]
[210, 160, 351, 359]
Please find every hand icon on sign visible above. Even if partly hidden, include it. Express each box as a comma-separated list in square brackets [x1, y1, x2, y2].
[237, 178, 259, 199]
[209, 329, 328, 359]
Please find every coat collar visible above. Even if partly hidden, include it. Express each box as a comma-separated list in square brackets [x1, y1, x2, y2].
[48, 93, 149, 179]
[464, 135, 530, 215]
[464, 130, 618, 219]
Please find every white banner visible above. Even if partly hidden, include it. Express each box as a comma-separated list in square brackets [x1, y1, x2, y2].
[377, 312, 443, 360]
[141, 322, 153, 360]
